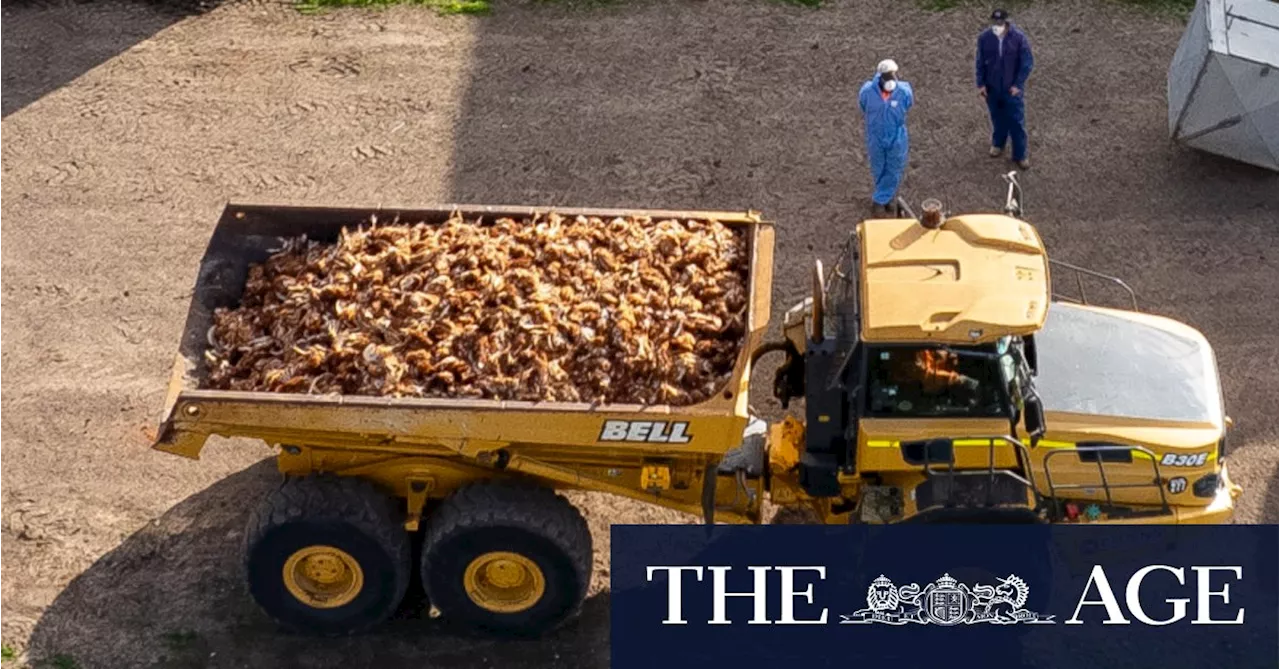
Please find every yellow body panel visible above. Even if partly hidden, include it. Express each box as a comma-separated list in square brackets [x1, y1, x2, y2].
[1024, 419, 1221, 508]
[858, 215, 1050, 345]
[858, 417, 1022, 471]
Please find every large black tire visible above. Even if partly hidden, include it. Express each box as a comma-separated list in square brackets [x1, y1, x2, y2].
[421, 482, 592, 636]
[243, 475, 411, 636]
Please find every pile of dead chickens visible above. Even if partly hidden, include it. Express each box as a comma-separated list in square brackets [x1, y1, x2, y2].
[202, 212, 750, 406]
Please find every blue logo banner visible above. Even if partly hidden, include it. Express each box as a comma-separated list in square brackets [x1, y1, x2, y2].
[610, 525, 1278, 669]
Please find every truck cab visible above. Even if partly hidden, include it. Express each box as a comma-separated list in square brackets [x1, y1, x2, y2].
[771, 210, 1241, 525]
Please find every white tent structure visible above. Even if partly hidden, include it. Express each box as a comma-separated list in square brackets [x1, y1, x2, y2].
[1167, 0, 1278, 171]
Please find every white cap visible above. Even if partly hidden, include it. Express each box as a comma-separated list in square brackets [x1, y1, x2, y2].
[877, 59, 899, 74]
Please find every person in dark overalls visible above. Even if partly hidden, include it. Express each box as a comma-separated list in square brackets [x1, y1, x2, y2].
[976, 9, 1034, 169]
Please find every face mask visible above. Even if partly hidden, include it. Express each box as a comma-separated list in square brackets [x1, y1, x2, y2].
[993, 24, 1006, 36]
[883, 79, 898, 92]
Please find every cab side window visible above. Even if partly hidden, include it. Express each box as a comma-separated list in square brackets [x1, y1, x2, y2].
[864, 346, 1005, 418]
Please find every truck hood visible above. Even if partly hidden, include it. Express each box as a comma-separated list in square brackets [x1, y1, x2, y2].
[1033, 302, 1224, 431]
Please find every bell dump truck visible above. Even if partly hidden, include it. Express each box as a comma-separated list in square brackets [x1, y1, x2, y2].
[152, 178, 1242, 637]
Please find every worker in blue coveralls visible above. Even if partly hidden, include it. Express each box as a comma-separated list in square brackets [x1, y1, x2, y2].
[858, 59, 914, 216]
[976, 8, 1034, 169]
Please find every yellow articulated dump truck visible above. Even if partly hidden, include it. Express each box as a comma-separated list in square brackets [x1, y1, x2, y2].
[153, 181, 1241, 636]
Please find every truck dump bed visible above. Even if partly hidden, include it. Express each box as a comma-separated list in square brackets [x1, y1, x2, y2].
[154, 203, 775, 461]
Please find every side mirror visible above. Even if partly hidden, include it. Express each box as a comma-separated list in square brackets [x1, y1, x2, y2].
[998, 352, 1020, 422]
[1023, 392, 1046, 443]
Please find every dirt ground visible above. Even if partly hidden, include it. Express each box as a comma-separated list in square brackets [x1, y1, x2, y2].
[2, 0, 1276, 666]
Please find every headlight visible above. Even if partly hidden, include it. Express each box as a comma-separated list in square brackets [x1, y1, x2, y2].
[1193, 473, 1221, 498]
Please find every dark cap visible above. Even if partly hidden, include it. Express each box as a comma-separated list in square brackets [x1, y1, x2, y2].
[991, 8, 1009, 20]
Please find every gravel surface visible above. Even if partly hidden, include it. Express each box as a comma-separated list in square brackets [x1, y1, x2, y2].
[2, 0, 1275, 667]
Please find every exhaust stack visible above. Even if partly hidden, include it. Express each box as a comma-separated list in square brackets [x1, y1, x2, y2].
[920, 198, 944, 229]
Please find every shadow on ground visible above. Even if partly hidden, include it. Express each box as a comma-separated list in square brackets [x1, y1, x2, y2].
[27, 460, 609, 669]
[2, 0, 221, 118]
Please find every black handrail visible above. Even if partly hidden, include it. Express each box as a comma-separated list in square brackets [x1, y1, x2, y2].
[911, 437, 1172, 521]
[1042, 445, 1170, 517]
[918, 435, 1040, 512]
[1048, 260, 1139, 311]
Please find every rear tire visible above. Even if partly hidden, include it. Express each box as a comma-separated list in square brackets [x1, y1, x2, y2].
[421, 482, 592, 636]
[243, 475, 410, 636]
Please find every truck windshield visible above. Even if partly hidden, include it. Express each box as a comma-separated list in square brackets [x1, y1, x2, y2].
[865, 344, 1009, 418]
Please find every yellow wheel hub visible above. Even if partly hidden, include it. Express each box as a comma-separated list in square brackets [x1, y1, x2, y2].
[283, 545, 364, 609]
[463, 551, 545, 613]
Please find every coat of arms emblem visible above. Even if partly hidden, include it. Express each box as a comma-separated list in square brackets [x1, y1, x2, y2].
[840, 573, 1055, 625]
[926, 575, 967, 625]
